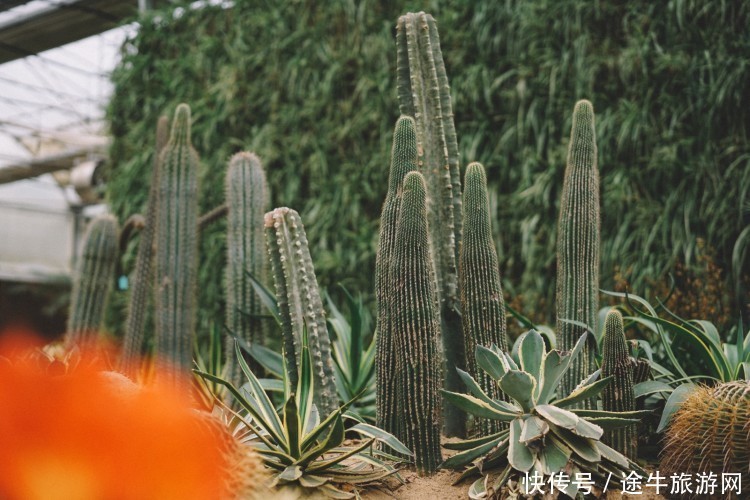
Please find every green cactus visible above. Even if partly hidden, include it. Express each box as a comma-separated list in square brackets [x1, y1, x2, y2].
[153, 104, 200, 382]
[66, 214, 120, 347]
[224, 152, 269, 393]
[120, 115, 168, 375]
[459, 162, 509, 437]
[397, 10, 465, 437]
[390, 171, 443, 475]
[556, 99, 600, 407]
[375, 116, 418, 438]
[601, 310, 637, 459]
[661, 381, 750, 486]
[264, 207, 338, 417]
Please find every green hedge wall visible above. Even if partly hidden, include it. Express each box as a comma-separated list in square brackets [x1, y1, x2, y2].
[107, 0, 750, 336]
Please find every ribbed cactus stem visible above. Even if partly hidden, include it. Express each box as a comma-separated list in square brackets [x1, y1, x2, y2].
[120, 115, 168, 376]
[460, 162, 509, 437]
[601, 310, 636, 459]
[397, 11, 465, 436]
[264, 207, 338, 416]
[224, 152, 268, 394]
[391, 171, 443, 475]
[153, 104, 200, 383]
[66, 214, 119, 347]
[376, 116, 418, 437]
[556, 99, 600, 407]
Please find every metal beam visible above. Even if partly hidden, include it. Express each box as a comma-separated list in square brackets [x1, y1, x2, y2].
[0, 0, 139, 65]
[0, 148, 105, 184]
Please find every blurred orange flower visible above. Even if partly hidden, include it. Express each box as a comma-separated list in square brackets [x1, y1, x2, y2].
[0, 334, 233, 500]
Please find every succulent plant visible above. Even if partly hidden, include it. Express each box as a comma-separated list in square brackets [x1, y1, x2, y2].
[196, 334, 410, 499]
[375, 115, 417, 437]
[66, 214, 120, 347]
[224, 152, 269, 394]
[153, 104, 200, 383]
[120, 115, 169, 376]
[600, 310, 637, 459]
[390, 171, 443, 474]
[556, 99, 600, 407]
[442, 329, 647, 497]
[661, 381, 750, 492]
[396, 11, 465, 436]
[459, 162, 510, 437]
[264, 207, 338, 417]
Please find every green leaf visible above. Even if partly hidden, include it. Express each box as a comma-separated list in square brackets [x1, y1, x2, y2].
[518, 329, 545, 391]
[572, 418, 603, 440]
[509, 418, 535, 472]
[240, 339, 284, 378]
[441, 436, 505, 469]
[307, 438, 375, 472]
[456, 368, 521, 414]
[548, 424, 601, 463]
[571, 409, 651, 420]
[247, 271, 281, 325]
[442, 390, 519, 421]
[634, 380, 673, 398]
[297, 474, 328, 488]
[443, 430, 508, 451]
[657, 383, 695, 432]
[499, 371, 536, 412]
[316, 484, 355, 499]
[468, 476, 487, 500]
[535, 404, 578, 430]
[520, 415, 549, 444]
[297, 411, 346, 466]
[349, 423, 412, 456]
[538, 436, 571, 475]
[283, 396, 301, 457]
[581, 417, 641, 430]
[537, 350, 564, 405]
[595, 441, 629, 468]
[277, 465, 303, 482]
[475, 345, 509, 380]
[259, 378, 285, 392]
[555, 376, 612, 408]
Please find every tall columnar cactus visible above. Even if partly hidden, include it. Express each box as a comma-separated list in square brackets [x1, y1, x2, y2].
[391, 171, 443, 475]
[264, 207, 338, 416]
[397, 10, 465, 437]
[661, 381, 750, 485]
[601, 310, 637, 459]
[459, 162, 509, 437]
[224, 152, 269, 393]
[375, 116, 418, 437]
[556, 99, 600, 406]
[120, 115, 169, 375]
[66, 214, 120, 347]
[153, 104, 200, 382]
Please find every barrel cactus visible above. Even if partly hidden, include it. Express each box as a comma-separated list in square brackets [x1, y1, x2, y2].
[556, 99, 600, 406]
[153, 103, 200, 382]
[601, 310, 637, 459]
[66, 214, 120, 347]
[375, 116, 417, 438]
[661, 381, 750, 492]
[459, 162, 509, 437]
[390, 171, 443, 474]
[397, 9, 465, 438]
[224, 152, 269, 393]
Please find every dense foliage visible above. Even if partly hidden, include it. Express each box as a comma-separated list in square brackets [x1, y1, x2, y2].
[107, 0, 750, 335]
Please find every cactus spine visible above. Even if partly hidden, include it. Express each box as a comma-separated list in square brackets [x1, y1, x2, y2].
[66, 214, 120, 347]
[120, 115, 169, 375]
[391, 171, 443, 474]
[459, 162, 509, 437]
[376, 116, 418, 438]
[224, 152, 269, 392]
[556, 99, 600, 406]
[264, 207, 338, 416]
[153, 104, 200, 382]
[601, 310, 637, 459]
[661, 381, 750, 486]
[397, 10, 465, 437]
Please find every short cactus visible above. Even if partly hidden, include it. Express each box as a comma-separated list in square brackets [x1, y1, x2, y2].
[120, 115, 168, 375]
[661, 381, 750, 490]
[397, 10, 465, 437]
[264, 207, 338, 417]
[390, 171, 443, 475]
[224, 152, 269, 393]
[601, 310, 636, 459]
[459, 162, 509, 437]
[153, 104, 200, 382]
[556, 99, 600, 406]
[66, 214, 120, 347]
[375, 116, 418, 437]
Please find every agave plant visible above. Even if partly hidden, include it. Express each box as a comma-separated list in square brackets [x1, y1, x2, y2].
[195, 332, 409, 498]
[442, 329, 647, 498]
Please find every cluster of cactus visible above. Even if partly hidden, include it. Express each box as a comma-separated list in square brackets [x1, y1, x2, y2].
[556, 99, 600, 406]
[224, 152, 269, 392]
[264, 207, 338, 417]
[65, 214, 120, 347]
[661, 381, 750, 488]
[396, 10, 466, 437]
